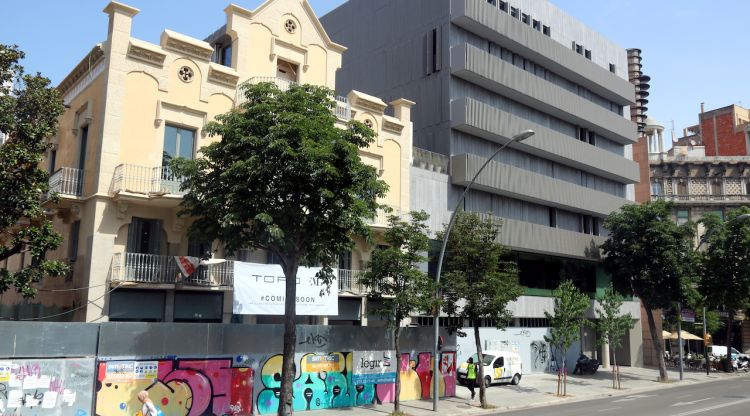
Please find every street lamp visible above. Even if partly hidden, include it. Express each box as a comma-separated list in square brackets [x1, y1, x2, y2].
[432, 130, 534, 410]
[692, 212, 750, 377]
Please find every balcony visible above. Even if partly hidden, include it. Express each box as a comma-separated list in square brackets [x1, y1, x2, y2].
[365, 205, 406, 228]
[110, 164, 184, 207]
[413, 147, 450, 174]
[651, 194, 750, 203]
[48, 167, 83, 197]
[338, 269, 365, 294]
[235, 76, 351, 121]
[111, 252, 233, 287]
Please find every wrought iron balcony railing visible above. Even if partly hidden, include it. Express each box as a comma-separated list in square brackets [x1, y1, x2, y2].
[111, 252, 233, 287]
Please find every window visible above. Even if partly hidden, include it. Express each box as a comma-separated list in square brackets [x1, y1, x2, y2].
[494, 357, 504, 368]
[677, 209, 689, 226]
[68, 221, 80, 262]
[220, 44, 232, 67]
[532, 19, 541, 31]
[588, 131, 596, 145]
[499, 0, 508, 12]
[188, 238, 212, 259]
[542, 25, 551, 36]
[746, 181, 750, 195]
[710, 180, 722, 196]
[578, 127, 589, 142]
[510, 6, 519, 18]
[425, 27, 442, 75]
[676, 181, 688, 196]
[267, 251, 282, 265]
[48, 149, 57, 174]
[651, 181, 663, 195]
[548, 207, 557, 228]
[584, 49, 591, 60]
[576, 44, 584, 55]
[707, 210, 724, 221]
[592, 218, 601, 236]
[78, 125, 88, 172]
[521, 13, 530, 25]
[127, 218, 164, 255]
[609, 63, 616, 73]
[581, 215, 592, 234]
[163, 125, 195, 167]
[486, 0, 496, 5]
[338, 251, 352, 270]
[276, 59, 298, 82]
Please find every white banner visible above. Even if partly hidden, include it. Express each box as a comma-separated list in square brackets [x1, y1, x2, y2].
[351, 350, 397, 385]
[233, 262, 338, 316]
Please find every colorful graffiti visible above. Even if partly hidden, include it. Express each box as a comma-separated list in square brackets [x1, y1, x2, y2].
[95, 359, 253, 416]
[0, 358, 95, 416]
[255, 351, 456, 415]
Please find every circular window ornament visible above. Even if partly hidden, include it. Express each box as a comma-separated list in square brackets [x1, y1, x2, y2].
[284, 19, 297, 34]
[178, 66, 194, 83]
[364, 119, 373, 129]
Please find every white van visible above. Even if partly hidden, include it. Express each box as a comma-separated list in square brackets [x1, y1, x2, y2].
[708, 345, 748, 360]
[457, 350, 523, 387]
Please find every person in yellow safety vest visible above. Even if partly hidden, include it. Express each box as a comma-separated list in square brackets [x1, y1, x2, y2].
[466, 357, 477, 400]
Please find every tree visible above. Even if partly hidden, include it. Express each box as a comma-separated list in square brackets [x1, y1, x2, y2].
[0, 44, 68, 297]
[439, 212, 523, 408]
[601, 200, 694, 381]
[698, 208, 750, 370]
[360, 211, 433, 414]
[171, 82, 387, 416]
[544, 280, 589, 396]
[595, 285, 634, 389]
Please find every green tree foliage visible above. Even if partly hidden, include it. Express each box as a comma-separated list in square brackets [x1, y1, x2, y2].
[595, 285, 634, 389]
[698, 208, 750, 366]
[601, 200, 695, 381]
[360, 211, 433, 413]
[0, 44, 68, 297]
[544, 280, 589, 396]
[171, 82, 387, 416]
[439, 212, 523, 408]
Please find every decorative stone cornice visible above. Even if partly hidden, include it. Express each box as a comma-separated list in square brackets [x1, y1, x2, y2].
[207, 63, 240, 88]
[348, 90, 387, 114]
[57, 45, 105, 96]
[127, 39, 167, 66]
[382, 116, 404, 134]
[160, 29, 213, 62]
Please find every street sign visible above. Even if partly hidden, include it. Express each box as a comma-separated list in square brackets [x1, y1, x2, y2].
[681, 308, 695, 323]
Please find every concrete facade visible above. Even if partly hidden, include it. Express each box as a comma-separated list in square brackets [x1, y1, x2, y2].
[0, 0, 414, 324]
[323, 0, 642, 367]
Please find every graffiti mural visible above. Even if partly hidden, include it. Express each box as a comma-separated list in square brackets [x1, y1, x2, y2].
[0, 358, 95, 416]
[95, 359, 253, 416]
[530, 341, 549, 372]
[255, 351, 455, 415]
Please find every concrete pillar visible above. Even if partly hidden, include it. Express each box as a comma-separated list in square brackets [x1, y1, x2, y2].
[360, 297, 368, 326]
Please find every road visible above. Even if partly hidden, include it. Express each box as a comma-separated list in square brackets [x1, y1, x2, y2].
[492, 376, 750, 416]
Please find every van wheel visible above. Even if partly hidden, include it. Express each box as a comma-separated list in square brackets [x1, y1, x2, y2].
[511, 374, 521, 385]
[484, 376, 492, 388]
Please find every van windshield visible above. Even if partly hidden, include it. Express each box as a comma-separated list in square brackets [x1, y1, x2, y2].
[470, 354, 495, 366]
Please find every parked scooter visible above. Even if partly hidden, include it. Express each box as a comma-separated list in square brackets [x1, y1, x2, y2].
[573, 354, 600, 375]
[737, 356, 750, 372]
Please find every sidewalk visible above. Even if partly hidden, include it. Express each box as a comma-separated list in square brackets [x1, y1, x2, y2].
[309, 366, 743, 416]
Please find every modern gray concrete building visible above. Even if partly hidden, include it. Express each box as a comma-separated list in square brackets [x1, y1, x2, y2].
[323, 0, 643, 368]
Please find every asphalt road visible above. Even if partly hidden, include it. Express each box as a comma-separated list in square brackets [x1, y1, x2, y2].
[492, 375, 750, 416]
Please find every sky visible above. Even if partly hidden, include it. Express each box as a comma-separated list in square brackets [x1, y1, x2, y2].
[1, 0, 748, 141]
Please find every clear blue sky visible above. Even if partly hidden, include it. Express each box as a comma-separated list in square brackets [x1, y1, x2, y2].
[2, 0, 748, 141]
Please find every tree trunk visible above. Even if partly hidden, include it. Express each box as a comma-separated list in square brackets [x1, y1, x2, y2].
[473, 322, 486, 408]
[612, 348, 618, 389]
[394, 325, 401, 413]
[645, 307, 668, 381]
[561, 354, 566, 396]
[278, 260, 300, 416]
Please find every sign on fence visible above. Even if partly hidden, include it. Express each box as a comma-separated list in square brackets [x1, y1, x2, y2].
[233, 262, 338, 315]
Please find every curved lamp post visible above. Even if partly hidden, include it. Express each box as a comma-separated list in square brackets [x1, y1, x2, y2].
[692, 212, 750, 377]
[432, 130, 534, 410]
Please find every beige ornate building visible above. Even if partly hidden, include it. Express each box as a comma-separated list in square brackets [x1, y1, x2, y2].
[0, 0, 414, 324]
